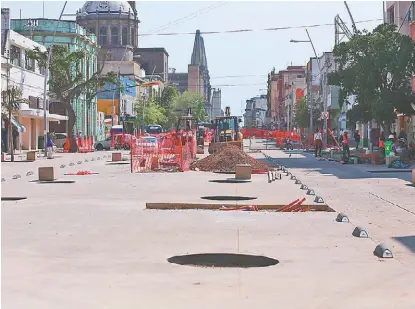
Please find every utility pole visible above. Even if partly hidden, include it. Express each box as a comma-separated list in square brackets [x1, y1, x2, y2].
[42, 1, 67, 155]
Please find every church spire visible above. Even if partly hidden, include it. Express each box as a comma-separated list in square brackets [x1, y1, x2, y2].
[190, 29, 208, 70]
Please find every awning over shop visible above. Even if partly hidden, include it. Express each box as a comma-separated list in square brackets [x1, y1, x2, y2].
[10, 115, 26, 133]
[19, 108, 68, 122]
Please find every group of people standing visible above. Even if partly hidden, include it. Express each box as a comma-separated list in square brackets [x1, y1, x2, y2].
[314, 128, 361, 160]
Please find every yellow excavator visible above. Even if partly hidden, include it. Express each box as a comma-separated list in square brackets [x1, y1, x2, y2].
[208, 106, 243, 154]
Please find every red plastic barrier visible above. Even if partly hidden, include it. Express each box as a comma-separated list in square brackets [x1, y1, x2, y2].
[130, 131, 197, 173]
[77, 137, 93, 153]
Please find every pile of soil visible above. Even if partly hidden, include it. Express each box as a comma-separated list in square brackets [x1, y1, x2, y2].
[191, 144, 270, 172]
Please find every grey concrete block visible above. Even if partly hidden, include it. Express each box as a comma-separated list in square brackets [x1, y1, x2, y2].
[97, 157, 101, 160]
[295, 179, 302, 185]
[291, 175, 296, 180]
[314, 196, 324, 203]
[374, 243, 393, 258]
[69, 162, 75, 166]
[352, 226, 368, 238]
[336, 213, 349, 223]
[85, 159, 89, 162]
[12, 174, 21, 179]
[38, 167, 55, 182]
[91, 158, 95, 161]
[77, 161, 82, 164]
[300, 184, 308, 190]
[26, 171, 34, 176]
[1, 178, 5, 182]
[60, 164, 66, 168]
[307, 189, 315, 196]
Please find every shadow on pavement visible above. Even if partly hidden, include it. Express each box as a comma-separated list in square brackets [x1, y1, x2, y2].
[258, 153, 413, 182]
[393, 236, 415, 254]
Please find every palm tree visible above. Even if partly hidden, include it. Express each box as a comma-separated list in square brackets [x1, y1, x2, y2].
[1, 87, 27, 162]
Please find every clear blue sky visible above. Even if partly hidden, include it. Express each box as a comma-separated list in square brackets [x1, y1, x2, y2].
[3, 1, 383, 117]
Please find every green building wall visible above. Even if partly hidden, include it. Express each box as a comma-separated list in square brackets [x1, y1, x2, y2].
[11, 19, 99, 139]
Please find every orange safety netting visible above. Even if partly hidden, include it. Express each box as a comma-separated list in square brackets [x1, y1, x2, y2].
[130, 130, 197, 173]
[63, 136, 94, 153]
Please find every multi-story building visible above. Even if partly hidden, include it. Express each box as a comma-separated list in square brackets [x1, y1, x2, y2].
[10, 18, 99, 138]
[385, 1, 415, 141]
[1, 9, 67, 151]
[305, 58, 321, 130]
[76, 1, 143, 128]
[243, 95, 268, 128]
[96, 75, 137, 136]
[267, 66, 306, 131]
[243, 98, 254, 128]
[76, 1, 139, 62]
[318, 52, 340, 132]
[134, 47, 169, 83]
[211, 88, 222, 120]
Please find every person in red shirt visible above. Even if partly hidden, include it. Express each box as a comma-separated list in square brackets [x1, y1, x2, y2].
[342, 131, 350, 159]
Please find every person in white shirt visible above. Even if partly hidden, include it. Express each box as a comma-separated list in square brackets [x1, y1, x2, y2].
[314, 128, 323, 157]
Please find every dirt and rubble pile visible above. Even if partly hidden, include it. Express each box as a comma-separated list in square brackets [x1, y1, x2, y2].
[191, 145, 270, 172]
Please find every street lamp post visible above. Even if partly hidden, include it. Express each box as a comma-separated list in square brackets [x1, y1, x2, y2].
[42, 1, 67, 155]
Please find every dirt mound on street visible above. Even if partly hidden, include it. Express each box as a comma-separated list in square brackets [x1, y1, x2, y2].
[191, 144, 270, 172]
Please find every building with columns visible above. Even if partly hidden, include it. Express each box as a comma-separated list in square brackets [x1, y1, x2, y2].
[76, 1, 140, 61]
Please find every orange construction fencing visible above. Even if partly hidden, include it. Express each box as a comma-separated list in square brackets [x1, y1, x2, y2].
[77, 137, 94, 153]
[63, 136, 94, 153]
[130, 130, 197, 173]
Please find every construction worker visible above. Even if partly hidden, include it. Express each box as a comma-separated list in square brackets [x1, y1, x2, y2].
[341, 131, 350, 160]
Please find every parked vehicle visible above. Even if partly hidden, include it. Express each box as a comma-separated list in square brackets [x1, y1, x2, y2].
[146, 124, 163, 135]
[38, 133, 67, 150]
[94, 136, 112, 151]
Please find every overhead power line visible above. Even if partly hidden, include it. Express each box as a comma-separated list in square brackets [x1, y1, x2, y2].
[141, 1, 228, 36]
[139, 18, 383, 37]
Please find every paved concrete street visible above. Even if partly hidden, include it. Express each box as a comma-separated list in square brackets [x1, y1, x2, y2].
[1, 145, 415, 309]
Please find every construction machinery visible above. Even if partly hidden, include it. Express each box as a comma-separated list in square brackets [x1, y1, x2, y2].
[208, 106, 243, 154]
[176, 108, 203, 156]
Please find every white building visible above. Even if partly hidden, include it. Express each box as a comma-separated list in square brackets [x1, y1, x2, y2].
[1, 23, 67, 151]
[243, 95, 268, 128]
[211, 88, 222, 120]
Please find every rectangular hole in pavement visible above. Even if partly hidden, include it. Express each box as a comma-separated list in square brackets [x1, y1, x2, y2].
[146, 203, 335, 212]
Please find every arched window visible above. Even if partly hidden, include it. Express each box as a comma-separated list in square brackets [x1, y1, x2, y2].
[99, 27, 107, 45]
[111, 27, 118, 45]
[131, 28, 134, 46]
[122, 27, 128, 45]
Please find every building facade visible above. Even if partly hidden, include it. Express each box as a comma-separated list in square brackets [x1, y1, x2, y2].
[76, 1, 139, 62]
[97, 75, 137, 135]
[10, 18, 99, 138]
[211, 88, 222, 120]
[385, 1, 415, 142]
[134, 47, 168, 83]
[1, 21, 67, 151]
[243, 95, 268, 128]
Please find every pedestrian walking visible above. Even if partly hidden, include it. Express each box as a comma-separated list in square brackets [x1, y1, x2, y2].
[314, 128, 323, 157]
[354, 130, 361, 150]
[46, 133, 55, 159]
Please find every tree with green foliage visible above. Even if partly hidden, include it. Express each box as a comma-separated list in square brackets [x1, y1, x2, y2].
[135, 97, 167, 128]
[328, 23, 415, 132]
[170, 91, 208, 127]
[294, 97, 309, 129]
[28, 46, 118, 152]
[1, 87, 28, 162]
[155, 84, 179, 129]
